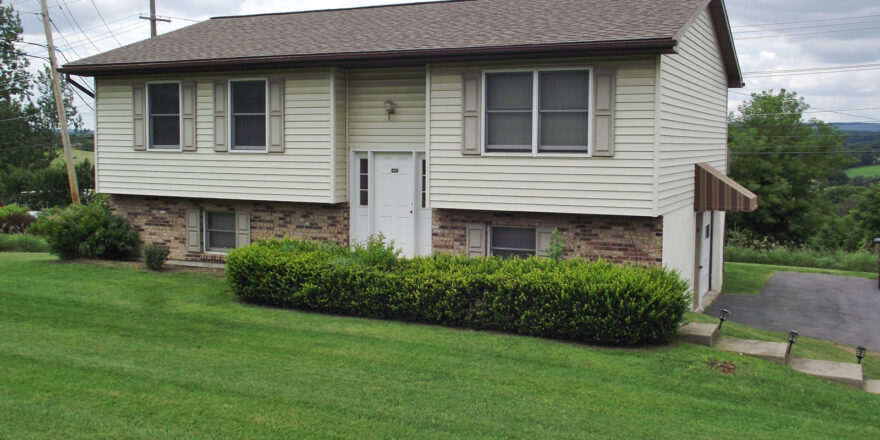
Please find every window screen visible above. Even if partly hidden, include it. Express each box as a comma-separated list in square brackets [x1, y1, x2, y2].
[485, 72, 533, 152]
[148, 83, 180, 149]
[205, 212, 236, 252]
[490, 227, 536, 258]
[539, 71, 589, 153]
[231, 80, 267, 150]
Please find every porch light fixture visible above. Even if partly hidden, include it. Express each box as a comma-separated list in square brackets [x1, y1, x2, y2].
[383, 100, 396, 120]
[857, 346, 867, 364]
[718, 309, 730, 330]
[787, 330, 798, 356]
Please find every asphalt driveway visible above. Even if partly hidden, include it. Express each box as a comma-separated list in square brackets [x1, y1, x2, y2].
[705, 272, 880, 350]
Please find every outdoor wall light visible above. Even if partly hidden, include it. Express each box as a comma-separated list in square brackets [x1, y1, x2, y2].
[787, 330, 799, 356]
[383, 100, 396, 120]
[857, 346, 867, 364]
[718, 309, 730, 331]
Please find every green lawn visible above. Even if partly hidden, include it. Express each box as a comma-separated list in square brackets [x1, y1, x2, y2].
[723, 262, 877, 295]
[844, 164, 880, 178]
[52, 148, 93, 165]
[1, 253, 878, 439]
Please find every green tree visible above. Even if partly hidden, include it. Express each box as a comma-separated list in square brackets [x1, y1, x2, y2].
[728, 89, 851, 244]
[35, 64, 83, 133]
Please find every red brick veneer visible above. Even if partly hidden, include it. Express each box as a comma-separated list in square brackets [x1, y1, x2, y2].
[432, 209, 663, 266]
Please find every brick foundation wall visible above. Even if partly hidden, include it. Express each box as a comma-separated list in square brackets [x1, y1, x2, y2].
[110, 194, 349, 262]
[432, 209, 663, 266]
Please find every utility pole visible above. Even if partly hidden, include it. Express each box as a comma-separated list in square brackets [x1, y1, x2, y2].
[39, 0, 80, 204]
[139, 0, 170, 38]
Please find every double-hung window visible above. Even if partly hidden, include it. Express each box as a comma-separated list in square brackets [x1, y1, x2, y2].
[147, 83, 181, 150]
[230, 80, 268, 151]
[204, 211, 236, 252]
[484, 69, 591, 155]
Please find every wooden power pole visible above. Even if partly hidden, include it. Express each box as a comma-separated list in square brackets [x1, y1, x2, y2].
[139, 0, 170, 38]
[39, 0, 80, 204]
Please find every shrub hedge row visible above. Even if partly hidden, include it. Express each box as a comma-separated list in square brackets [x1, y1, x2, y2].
[226, 238, 690, 346]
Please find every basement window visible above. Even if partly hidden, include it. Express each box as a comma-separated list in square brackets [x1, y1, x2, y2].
[205, 211, 236, 252]
[489, 226, 536, 258]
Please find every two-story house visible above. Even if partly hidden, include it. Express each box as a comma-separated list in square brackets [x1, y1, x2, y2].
[61, 0, 756, 311]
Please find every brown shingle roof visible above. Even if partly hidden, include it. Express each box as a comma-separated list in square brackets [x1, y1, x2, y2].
[61, 0, 741, 86]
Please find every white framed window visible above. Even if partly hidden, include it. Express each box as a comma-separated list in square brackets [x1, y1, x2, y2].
[229, 79, 268, 152]
[204, 211, 236, 252]
[420, 158, 427, 209]
[489, 226, 537, 258]
[483, 68, 593, 156]
[358, 157, 369, 206]
[146, 81, 182, 150]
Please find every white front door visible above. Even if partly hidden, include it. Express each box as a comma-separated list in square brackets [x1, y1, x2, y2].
[373, 153, 415, 257]
[697, 211, 712, 301]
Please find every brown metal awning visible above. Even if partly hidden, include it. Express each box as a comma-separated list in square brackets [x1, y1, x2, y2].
[694, 163, 757, 212]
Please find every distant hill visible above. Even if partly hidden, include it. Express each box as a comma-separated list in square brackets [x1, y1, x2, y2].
[832, 122, 880, 132]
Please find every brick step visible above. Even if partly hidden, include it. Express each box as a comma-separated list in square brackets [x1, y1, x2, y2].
[717, 337, 789, 365]
[864, 379, 880, 395]
[678, 322, 719, 347]
[788, 358, 864, 389]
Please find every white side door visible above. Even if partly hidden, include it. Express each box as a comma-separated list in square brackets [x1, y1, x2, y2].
[698, 211, 712, 298]
[373, 153, 415, 257]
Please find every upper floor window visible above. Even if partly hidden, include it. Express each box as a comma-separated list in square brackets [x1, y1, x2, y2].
[230, 80, 267, 151]
[484, 69, 591, 155]
[147, 83, 180, 150]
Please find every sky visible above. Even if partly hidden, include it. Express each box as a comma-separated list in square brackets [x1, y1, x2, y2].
[9, 0, 880, 129]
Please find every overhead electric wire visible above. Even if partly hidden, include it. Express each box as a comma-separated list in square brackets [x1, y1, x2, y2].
[732, 13, 880, 28]
[734, 19, 880, 34]
[736, 25, 880, 39]
[49, 18, 84, 59]
[87, 0, 121, 46]
[729, 90, 880, 124]
[57, 0, 100, 52]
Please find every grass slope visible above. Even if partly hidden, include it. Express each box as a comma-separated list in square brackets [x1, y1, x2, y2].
[723, 262, 876, 295]
[845, 165, 880, 178]
[0, 253, 878, 439]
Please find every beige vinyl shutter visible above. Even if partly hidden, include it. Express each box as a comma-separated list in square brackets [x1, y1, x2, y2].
[461, 71, 482, 155]
[268, 78, 285, 153]
[181, 81, 197, 151]
[536, 227, 555, 258]
[132, 82, 147, 151]
[466, 223, 486, 256]
[213, 80, 228, 152]
[185, 209, 201, 252]
[592, 68, 616, 157]
[235, 212, 251, 248]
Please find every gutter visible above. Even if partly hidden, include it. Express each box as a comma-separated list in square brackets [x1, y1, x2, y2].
[59, 38, 677, 76]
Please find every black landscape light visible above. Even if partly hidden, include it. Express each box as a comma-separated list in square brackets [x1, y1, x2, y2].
[718, 309, 730, 330]
[857, 346, 867, 364]
[787, 331, 798, 356]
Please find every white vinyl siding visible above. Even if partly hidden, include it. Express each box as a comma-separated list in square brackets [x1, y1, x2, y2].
[333, 68, 347, 202]
[347, 67, 426, 152]
[657, 7, 729, 214]
[429, 58, 657, 216]
[95, 69, 336, 203]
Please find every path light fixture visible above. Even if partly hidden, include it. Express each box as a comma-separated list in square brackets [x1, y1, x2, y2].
[787, 331, 798, 356]
[857, 346, 866, 364]
[383, 100, 396, 120]
[718, 309, 730, 331]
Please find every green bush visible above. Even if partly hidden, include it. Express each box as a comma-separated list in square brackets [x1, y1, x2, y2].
[0, 234, 49, 252]
[29, 198, 138, 260]
[144, 245, 170, 270]
[0, 204, 34, 234]
[725, 245, 877, 273]
[226, 239, 690, 346]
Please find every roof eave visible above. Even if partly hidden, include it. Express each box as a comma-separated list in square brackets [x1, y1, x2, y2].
[707, 0, 744, 88]
[59, 39, 678, 76]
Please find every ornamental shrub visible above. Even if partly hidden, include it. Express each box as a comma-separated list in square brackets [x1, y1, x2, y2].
[144, 244, 171, 270]
[29, 197, 138, 260]
[0, 204, 33, 233]
[227, 238, 689, 346]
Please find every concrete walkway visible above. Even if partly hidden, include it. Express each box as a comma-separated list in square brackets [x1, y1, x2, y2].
[705, 272, 879, 349]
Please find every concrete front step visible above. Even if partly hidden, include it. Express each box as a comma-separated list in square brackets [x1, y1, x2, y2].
[864, 380, 880, 395]
[679, 322, 719, 347]
[788, 358, 864, 389]
[717, 337, 789, 365]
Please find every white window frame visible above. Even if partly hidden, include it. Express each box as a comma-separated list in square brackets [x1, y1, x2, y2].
[203, 210, 236, 254]
[228, 78, 270, 153]
[145, 80, 183, 152]
[488, 226, 538, 257]
[481, 67, 594, 158]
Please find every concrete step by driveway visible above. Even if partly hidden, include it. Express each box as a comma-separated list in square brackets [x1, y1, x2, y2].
[678, 322, 719, 347]
[788, 358, 864, 389]
[717, 337, 789, 365]
[864, 380, 880, 395]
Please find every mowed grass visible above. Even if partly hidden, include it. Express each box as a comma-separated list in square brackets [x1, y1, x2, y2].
[0, 253, 878, 439]
[723, 262, 877, 295]
[845, 164, 880, 178]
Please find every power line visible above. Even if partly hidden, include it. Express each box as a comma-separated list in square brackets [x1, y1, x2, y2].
[49, 18, 84, 59]
[734, 19, 880, 34]
[88, 0, 121, 46]
[729, 90, 880, 124]
[57, 0, 100, 52]
[736, 25, 880, 40]
[732, 13, 880, 29]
